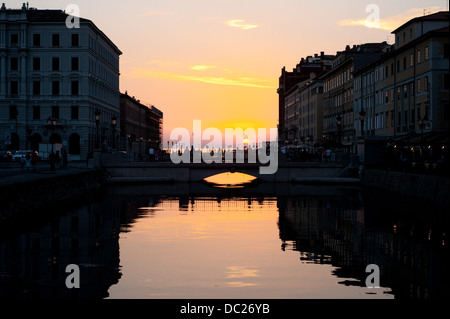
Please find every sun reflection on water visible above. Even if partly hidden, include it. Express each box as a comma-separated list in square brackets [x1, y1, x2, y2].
[203, 172, 257, 188]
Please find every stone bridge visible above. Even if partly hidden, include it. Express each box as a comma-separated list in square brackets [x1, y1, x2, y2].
[97, 153, 359, 184]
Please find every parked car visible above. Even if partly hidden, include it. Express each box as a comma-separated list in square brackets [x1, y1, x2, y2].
[12, 150, 32, 162]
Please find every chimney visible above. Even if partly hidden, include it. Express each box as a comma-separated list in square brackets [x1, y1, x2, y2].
[321, 51, 324, 57]
[314, 53, 318, 58]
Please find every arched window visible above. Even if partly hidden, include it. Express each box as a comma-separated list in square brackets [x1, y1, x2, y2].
[10, 133, 20, 150]
[69, 133, 81, 155]
[30, 133, 42, 152]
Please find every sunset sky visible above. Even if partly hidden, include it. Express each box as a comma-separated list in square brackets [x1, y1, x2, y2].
[11, 0, 449, 144]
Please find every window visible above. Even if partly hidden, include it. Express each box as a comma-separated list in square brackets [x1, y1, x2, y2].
[71, 34, 79, 47]
[403, 84, 407, 98]
[410, 82, 414, 96]
[71, 57, 79, 71]
[417, 79, 421, 93]
[52, 81, 60, 96]
[10, 81, 18, 95]
[390, 88, 394, 101]
[424, 76, 428, 92]
[52, 34, 60, 47]
[33, 105, 40, 120]
[391, 63, 394, 75]
[417, 49, 421, 63]
[10, 57, 18, 71]
[396, 60, 400, 73]
[403, 32, 406, 43]
[33, 57, 40, 71]
[52, 106, 59, 120]
[397, 87, 401, 100]
[424, 46, 429, 60]
[9, 105, 18, 120]
[417, 107, 421, 120]
[443, 74, 449, 90]
[52, 57, 60, 71]
[32, 81, 40, 95]
[33, 34, 40, 47]
[403, 57, 407, 70]
[71, 81, 79, 95]
[410, 53, 414, 67]
[410, 28, 413, 39]
[71, 106, 79, 120]
[10, 34, 19, 47]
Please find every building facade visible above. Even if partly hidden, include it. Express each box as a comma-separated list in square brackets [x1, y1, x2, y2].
[278, 52, 333, 144]
[322, 42, 390, 153]
[120, 92, 163, 156]
[388, 11, 449, 136]
[0, 4, 122, 160]
[351, 11, 449, 158]
[284, 75, 324, 145]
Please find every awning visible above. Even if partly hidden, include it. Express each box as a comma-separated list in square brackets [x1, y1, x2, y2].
[395, 132, 449, 146]
[313, 140, 344, 148]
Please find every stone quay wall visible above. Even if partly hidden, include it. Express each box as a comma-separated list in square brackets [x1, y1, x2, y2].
[0, 169, 108, 219]
[361, 169, 449, 206]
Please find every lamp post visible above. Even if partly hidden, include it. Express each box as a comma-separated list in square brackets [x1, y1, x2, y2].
[95, 110, 101, 150]
[359, 110, 366, 136]
[417, 117, 427, 160]
[47, 116, 57, 171]
[336, 115, 342, 143]
[111, 115, 117, 151]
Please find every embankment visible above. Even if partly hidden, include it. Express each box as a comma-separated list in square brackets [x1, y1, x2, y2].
[361, 169, 449, 206]
[0, 169, 108, 220]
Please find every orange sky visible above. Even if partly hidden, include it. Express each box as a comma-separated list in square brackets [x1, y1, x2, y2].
[22, 0, 449, 144]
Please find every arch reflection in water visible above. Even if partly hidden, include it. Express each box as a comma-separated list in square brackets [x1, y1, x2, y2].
[203, 172, 258, 188]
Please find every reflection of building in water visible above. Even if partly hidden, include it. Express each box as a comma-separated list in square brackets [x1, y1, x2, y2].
[278, 196, 364, 266]
[145, 197, 278, 213]
[0, 204, 121, 299]
[277, 194, 450, 299]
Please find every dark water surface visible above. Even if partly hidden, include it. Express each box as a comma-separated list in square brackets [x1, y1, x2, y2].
[0, 181, 448, 299]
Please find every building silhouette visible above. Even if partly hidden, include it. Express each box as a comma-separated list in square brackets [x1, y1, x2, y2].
[0, 4, 122, 160]
[278, 11, 449, 160]
[119, 92, 163, 156]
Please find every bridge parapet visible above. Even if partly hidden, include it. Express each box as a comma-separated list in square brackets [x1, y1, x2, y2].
[99, 153, 352, 183]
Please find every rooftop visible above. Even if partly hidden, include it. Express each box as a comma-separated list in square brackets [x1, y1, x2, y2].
[391, 11, 449, 34]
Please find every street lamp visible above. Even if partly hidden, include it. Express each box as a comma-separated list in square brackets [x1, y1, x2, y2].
[417, 116, 428, 160]
[95, 110, 101, 149]
[336, 115, 342, 143]
[47, 116, 57, 171]
[111, 115, 117, 150]
[359, 110, 366, 136]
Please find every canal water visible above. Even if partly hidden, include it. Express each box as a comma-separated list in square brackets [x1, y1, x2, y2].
[0, 174, 448, 299]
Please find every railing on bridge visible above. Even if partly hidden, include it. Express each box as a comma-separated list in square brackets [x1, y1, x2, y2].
[120, 149, 354, 166]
